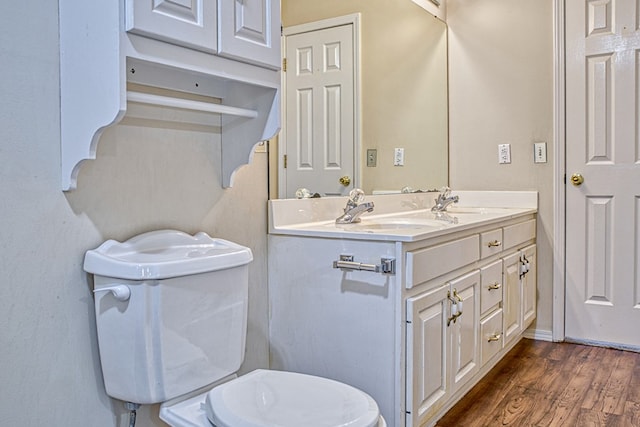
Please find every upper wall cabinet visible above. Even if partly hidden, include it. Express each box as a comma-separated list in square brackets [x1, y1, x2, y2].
[218, 0, 281, 69]
[126, 0, 219, 54]
[126, 0, 281, 69]
[59, 0, 281, 191]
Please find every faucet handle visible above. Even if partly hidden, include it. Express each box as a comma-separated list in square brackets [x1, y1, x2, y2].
[349, 188, 366, 203]
[439, 186, 451, 197]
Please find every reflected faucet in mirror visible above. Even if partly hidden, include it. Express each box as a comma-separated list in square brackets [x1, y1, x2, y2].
[336, 189, 374, 224]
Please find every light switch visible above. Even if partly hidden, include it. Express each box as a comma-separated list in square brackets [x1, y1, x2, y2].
[534, 142, 547, 163]
[367, 149, 377, 167]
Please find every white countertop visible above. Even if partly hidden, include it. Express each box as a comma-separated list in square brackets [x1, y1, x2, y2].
[269, 191, 538, 242]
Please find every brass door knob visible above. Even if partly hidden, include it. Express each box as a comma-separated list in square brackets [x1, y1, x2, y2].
[339, 176, 351, 186]
[570, 173, 584, 186]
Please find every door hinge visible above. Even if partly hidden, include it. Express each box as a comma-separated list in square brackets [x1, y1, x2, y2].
[282, 57, 287, 72]
[283, 154, 287, 169]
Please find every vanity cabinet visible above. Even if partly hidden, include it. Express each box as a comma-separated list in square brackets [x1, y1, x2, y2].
[126, 0, 281, 69]
[268, 204, 537, 427]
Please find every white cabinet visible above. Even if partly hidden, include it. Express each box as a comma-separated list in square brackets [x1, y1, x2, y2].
[126, 0, 281, 69]
[218, 0, 281, 69]
[522, 245, 537, 328]
[406, 283, 450, 425]
[126, 0, 218, 53]
[503, 244, 537, 346]
[59, 0, 281, 190]
[406, 270, 480, 427]
[479, 259, 503, 365]
[268, 212, 536, 427]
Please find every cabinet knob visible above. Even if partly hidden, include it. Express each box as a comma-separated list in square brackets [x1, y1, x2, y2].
[487, 240, 502, 248]
[339, 176, 351, 186]
[488, 282, 501, 291]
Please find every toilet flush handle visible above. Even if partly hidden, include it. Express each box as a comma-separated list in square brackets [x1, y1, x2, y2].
[93, 285, 131, 301]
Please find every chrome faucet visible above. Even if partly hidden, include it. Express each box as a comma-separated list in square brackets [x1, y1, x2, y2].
[336, 189, 374, 224]
[431, 187, 459, 212]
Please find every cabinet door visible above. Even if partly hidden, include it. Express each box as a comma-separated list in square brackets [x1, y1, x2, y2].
[218, 0, 281, 69]
[126, 0, 218, 53]
[406, 283, 450, 427]
[522, 244, 537, 328]
[449, 270, 480, 395]
[503, 252, 522, 345]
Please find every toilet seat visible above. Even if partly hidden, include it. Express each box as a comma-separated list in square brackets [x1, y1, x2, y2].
[204, 369, 381, 427]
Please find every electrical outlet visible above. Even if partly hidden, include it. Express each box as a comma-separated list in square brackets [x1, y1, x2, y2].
[498, 144, 511, 164]
[394, 148, 405, 166]
[367, 149, 377, 167]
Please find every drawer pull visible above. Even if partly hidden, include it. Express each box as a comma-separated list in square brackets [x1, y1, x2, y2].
[488, 333, 502, 342]
[487, 240, 502, 248]
[488, 282, 502, 291]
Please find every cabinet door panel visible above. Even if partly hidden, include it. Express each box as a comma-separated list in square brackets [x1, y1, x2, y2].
[406, 284, 450, 427]
[449, 270, 480, 395]
[480, 259, 503, 316]
[126, 0, 217, 53]
[218, 0, 281, 69]
[522, 244, 537, 328]
[480, 308, 503, 365]
[503, 252, 522, 345]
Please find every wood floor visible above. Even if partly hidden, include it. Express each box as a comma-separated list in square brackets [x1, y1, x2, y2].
[436, 339, 640, 427]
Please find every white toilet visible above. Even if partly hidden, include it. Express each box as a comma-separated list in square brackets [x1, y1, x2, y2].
[84, 230, 386, 427]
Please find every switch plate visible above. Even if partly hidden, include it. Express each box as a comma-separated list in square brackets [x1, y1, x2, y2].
[367, 149, 377, 167]
[498, 144, 511, 164]
[534, 142, 547, 163]
[394, 148, 405, 166]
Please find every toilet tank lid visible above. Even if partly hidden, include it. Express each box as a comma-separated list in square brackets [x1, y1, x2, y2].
[83, 230, 253, 280]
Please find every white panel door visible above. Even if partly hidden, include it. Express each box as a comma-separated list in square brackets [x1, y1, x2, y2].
[283, 24, 355, 198]
[125, 0, 217, 52]
[218, 0, 281, 69]
[565, 0, 640, 347]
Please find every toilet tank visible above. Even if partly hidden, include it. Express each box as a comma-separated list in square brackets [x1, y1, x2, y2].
[84, 230, 253, 405]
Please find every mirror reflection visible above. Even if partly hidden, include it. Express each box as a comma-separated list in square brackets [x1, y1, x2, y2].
[271, 0, 448, 199]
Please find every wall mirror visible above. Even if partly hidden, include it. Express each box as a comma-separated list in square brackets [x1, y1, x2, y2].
[270, 0, 448, 199]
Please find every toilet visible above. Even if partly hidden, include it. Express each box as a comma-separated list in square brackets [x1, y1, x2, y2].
[84, 230, 386, 427]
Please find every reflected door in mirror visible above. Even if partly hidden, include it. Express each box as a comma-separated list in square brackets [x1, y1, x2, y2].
[282, 23, 356, 198]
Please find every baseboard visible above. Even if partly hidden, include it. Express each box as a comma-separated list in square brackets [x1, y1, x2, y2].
[564, 337, 640, 353]
[522, 328, 553, 342]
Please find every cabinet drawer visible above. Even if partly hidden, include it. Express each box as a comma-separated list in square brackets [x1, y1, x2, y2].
[480, 308, 503, 366]
[480, 260, 503, 316]
[406, 235, 480, 288]
[480, 229, 503, 258]
[503, 219, 536, 250]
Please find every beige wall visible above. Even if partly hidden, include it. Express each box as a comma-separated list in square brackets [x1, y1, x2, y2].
[281, 0, 448, 195]
[447, 0, 554, 335]
[0, 2, 269, 425]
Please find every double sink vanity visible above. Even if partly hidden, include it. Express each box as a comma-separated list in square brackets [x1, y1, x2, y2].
[268, 190, 537, 427]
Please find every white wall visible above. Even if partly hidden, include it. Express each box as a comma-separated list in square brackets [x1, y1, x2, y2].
[0, 2, 269, 426]
[447, 0, 554, 335]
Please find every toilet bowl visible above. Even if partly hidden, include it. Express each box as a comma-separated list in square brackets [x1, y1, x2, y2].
[84, 230, 386, 427]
